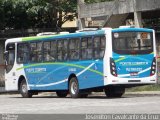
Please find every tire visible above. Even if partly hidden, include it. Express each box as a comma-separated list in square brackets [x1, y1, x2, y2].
[19, 79, 32, 98]
[56, 91, 68, 98]
[105, 86, 125, 98]
[69, 77, 81, 98]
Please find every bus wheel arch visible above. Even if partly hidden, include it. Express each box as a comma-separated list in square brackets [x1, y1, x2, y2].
[18, 75, 26, 91]
[68, 74, 77, 89]
[68, 74, 88, 98]
[18, 76, 32, 98]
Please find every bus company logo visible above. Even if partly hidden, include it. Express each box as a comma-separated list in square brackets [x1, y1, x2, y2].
[114, 33, 119, 38]
[26, 68, 47, 73]
[68, 68, 77, 72]
[120, 62, 148, 66]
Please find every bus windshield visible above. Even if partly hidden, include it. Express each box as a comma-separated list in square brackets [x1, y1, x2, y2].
[112, 32, 153, 54]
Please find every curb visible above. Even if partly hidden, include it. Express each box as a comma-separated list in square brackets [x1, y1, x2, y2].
[125, 91, 160, 95]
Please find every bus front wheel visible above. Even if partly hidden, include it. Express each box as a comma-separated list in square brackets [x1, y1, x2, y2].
[19, 79, 32, 98]
[104, 86, 125, 98]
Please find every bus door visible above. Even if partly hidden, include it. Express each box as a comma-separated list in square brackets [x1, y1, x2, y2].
[4, 43, 16, 90]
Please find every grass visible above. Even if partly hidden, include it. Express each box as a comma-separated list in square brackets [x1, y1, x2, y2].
[127, 84, 160, 92]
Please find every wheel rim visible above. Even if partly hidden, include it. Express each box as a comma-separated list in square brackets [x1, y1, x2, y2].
[22, 83, 27, 93]
[71, 81, 77, 95]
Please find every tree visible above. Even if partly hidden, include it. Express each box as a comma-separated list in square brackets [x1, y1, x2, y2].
[0, 0, 31, 29]
[57, 0, 77, 28]
[0, 0, 77, 30]
[0, 0, 5, 29]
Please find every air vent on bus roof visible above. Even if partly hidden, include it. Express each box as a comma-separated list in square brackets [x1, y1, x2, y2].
[59, 32, 69, 34]
[76, 28, 99, 33]
[119, 26, 135, 28]
[36, 32, 69, 36]
[37, 32, 57, 36]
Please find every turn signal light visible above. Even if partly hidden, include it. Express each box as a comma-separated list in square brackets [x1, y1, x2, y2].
[150, 57, 156, 76]
[110, 58, 117, 77]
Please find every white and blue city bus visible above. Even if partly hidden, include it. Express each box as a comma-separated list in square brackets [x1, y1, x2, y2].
[4, 27, 157, 98]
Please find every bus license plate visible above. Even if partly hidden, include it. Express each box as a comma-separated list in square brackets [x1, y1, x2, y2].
[130, 72, 138, 76]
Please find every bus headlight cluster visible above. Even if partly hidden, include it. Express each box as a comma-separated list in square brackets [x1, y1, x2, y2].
[150, 57, 156, 76]
[110, 58, 117, 77]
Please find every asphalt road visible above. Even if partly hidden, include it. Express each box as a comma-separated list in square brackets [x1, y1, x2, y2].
[0, 92, 160, 114]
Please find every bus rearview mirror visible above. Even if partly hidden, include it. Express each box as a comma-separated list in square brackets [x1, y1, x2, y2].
[4, 51, 9, 66]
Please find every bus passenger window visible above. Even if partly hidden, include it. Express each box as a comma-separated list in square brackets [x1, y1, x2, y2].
[57, 51, 63, 61]
[44, 41, 55, 62]
[57, 40, 63, 61]
[94, 37, 100, 59]
[81, 37, 93, 60]
[30, 43, 37, 62]
[69, 38, 79, 60]
[44, 42, 50, 61]
[17, 43, 29, 63]
[100, 36, 105, 58]
[63, 40, 68, 60]
[30, 42, 43, 63]
[51, 41, 57, 61]
[37, 42, 43, 62]
[93, 36, 105, 59]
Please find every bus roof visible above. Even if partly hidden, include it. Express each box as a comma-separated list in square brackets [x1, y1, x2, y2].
[20, 30, 105, 42]
[112, 27, 153, 33]
[5, 27, 154, 43]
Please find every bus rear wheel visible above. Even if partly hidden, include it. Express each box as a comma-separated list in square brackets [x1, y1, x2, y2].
[69, 77, 88, 98]
[56, 91, 68, 98]
[19, 79, 32, 98]
[104, 86, 125, 98]
[69, 77, 81, 98]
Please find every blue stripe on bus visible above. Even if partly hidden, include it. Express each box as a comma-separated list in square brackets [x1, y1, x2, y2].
[112, 28, 153, 33]
[42, 30, 105, 41]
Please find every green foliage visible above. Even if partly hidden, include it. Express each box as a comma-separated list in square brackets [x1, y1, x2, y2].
[57, 0, 77, 27]
[0, 0, 4, 29]
[0, 0, 77, 30]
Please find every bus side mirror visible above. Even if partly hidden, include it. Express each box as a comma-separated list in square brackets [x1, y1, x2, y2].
[4, 51, 9, 66]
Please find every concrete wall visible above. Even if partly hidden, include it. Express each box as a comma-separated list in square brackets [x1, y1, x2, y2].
[79, 0, 160, 18]
[136, 0, 160, 12]
[79, 1, 114, 18]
